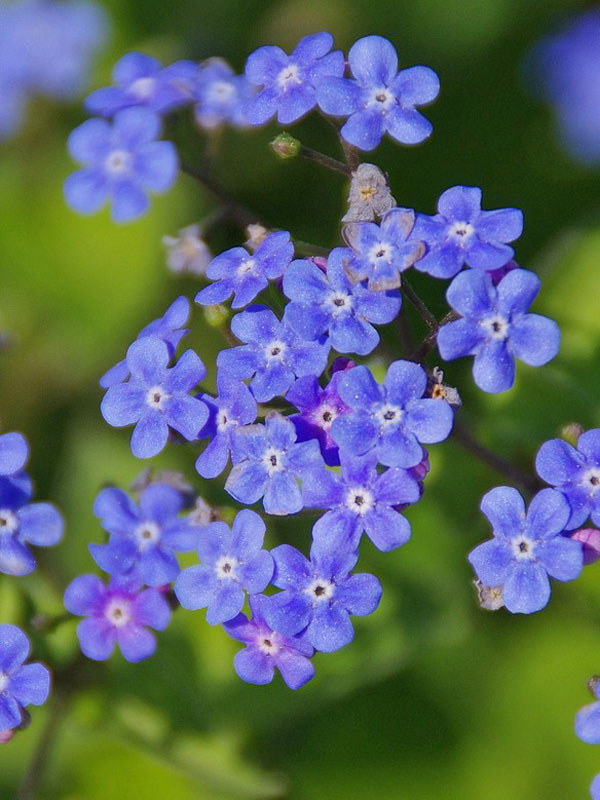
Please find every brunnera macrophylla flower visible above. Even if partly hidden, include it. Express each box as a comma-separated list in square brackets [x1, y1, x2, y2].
[0, 474, 63, 576]
[316, 35, 439, 151]
[195, 230, 294, 310]
[89, 484, 198, 586]
[244, 31, 344, 125]
[536, 429, 600, 531]
[225, 412, 324, 516]
[64, 107, 179, 223]
[194, 57, 254, 130]
[100, 295, 190, 389]
[216, 305, 330, 403]
[63, 573, 171, 663]
[282, 247, 401, 356]
[162, 225, 212, 277]
[85, 52, 198, 117]
[468, 487, 583, 614]
[0, 625, 50, 737]
[263, 543, 382, 652]
[100, 336, 208, 459]
[174, 509, 273, 625]
[195, 373, 257, 480]
[331, 360, 454, 469]
[413, 185, 524, 279]
[342, 208, 424, 291]
[223, 594, 315, 689]
[437, 268, 560, 393]
[302, 450, 420, 552]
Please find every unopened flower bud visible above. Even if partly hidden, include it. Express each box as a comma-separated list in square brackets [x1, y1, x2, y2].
[271, 132, 301, 159]
[203, 303, 229, 328]
[571, 528, 600, 565]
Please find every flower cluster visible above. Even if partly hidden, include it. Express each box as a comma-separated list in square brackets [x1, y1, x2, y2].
[0, 0, 109, 141]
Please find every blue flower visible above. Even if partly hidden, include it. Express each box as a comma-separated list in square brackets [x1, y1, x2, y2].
[0, 432, 28, 476]
[286, 368, 351, 467]
[535, 429, 600, 530]
[263, 543, 382, 652]
[303, 451, 420, 552]
[89, 484, 198, 586]
[217, 305, 330, 403]
[331, 361, 454, 468]
[64, 107, 179, 222]
[194, 58, 254, 129]
[85, 52, 197, 117]
[100, 295, 190, 389]
[437, 268, 560, 393]
[316, 35, 439, 151]
[174, 509, 273, 624]
[100, 337, 208, 459]
[576, 681, 600, 745]
[412, 186, 524, 279]
[195, 230, 294, 309]
[0, 625, 50, 733]
[195, 372, 257, 479]
[226, 412, 323, 515]
[468, 487, 583, 614]
[64, 573, 171, 662]
[223, 594, 314, 689]
[0, 473, 63, 576]
[283, 247, 401, 355]
[244, 31, 344, 125]
[342, 208, 424, 291]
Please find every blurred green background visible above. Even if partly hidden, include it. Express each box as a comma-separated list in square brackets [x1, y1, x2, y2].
[2, 0, 600, 797]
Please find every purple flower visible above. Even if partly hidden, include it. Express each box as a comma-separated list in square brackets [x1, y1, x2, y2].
[0, 432, 28, 476]
[303, 451, 420, 552]
[195, 231, 294, 309]
[316, 35, 439, 151]
[194, 58, 253, 129]
[100, 337, 208, 459]
[85, 52, 197, 117]
[100, 295, 190, 389]
[244, 31, 344, 125]
[413, 186, 524, 279]
[331, 361, 454, 468]
[0, 625, 50, 733]
[195, 373, 257, 479]
[468, 487, 583, 614]
[576, 681, 600, 745]
[342, 208, 424, 291]
[217, 305, 330, 403]
[223, 594, 314, 689]
[283, 247, 401, 355]
[535, 429, 600, 530]
[63, 573, 171, 662]
[89, 484, 198, 586]
[64, 107, 179, 222]
[226, 412, 323, 515]
[0, 474, 63, 576]
[437, 268, 560, 393]
[286, 371, 350, 466]
[264, 543, 381, 652]
[174, 509, 273, 624]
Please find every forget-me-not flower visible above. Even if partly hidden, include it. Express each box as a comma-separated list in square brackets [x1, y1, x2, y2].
[0, 625, 50, 734]
[194, 58, 253, 129]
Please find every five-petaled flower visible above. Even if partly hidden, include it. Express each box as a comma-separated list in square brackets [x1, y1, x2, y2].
[0, 625, 50, 735]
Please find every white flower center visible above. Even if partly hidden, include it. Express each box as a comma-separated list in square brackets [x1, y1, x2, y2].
[0, 509, 19, 535]
[145, 385, 170, 410]
[257, 633, 280, 655]
[581, 467, 600, 495]
[368, 240, 393, 264]
[237, 257, 257, 276]
[217, 409, 235, 433]
[215, 554, 238, 579]
[326, 290, 353, 316]
[375, 403, 404, 429]
[277, 63, 301, 89]
[305, 577, 335, 603]
[481, 315, 509, 341]
[448, 221, 475, 243]
[265, 339, 286, 362]
[345, 487, 375, 516]
[368, 86, 395, 110]
[134, 521, 161, 550]
[263, 447, 285, 475]
[104, 149, 131, 176]
[314, 403, 338, 431]
[209, 80, 236, 102]
[129, 76, 156, 100]
[511, 536, 536, 560]
[0, 672, 9, 693]
[104, 598, 132, 628]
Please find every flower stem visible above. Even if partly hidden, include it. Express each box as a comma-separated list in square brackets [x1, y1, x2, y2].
[180, 162, 258, 229]
[298, 145, 351, 176]
[401, 276, 439, 332]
